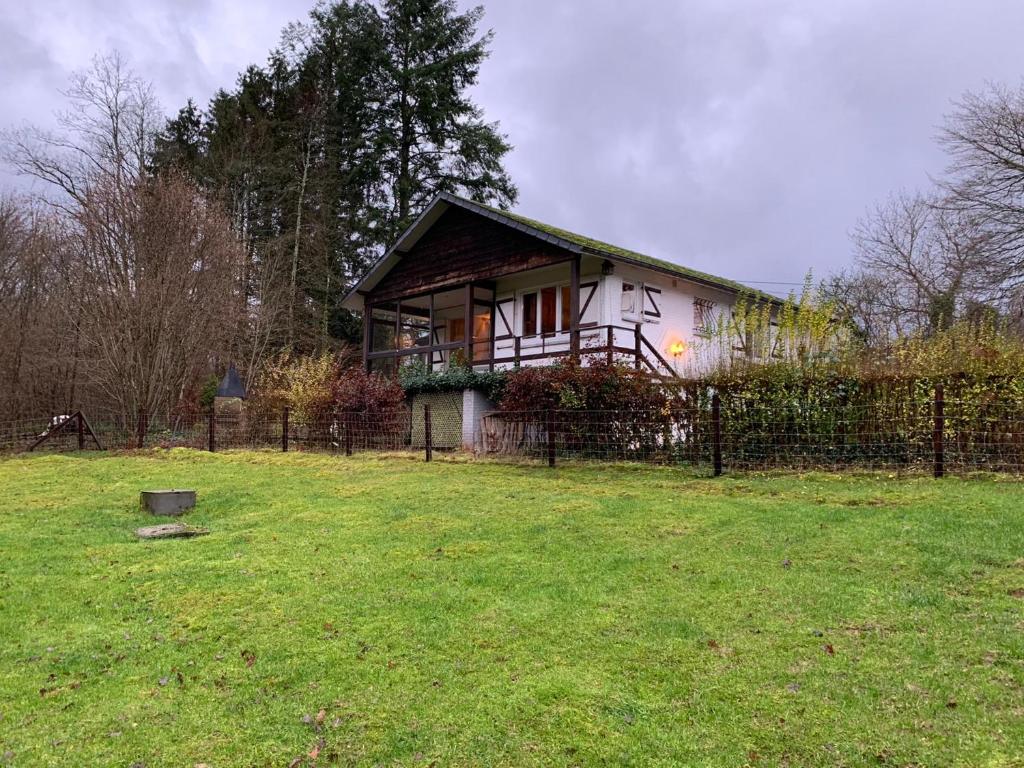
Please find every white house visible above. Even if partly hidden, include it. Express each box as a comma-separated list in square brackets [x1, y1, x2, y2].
[341, 192, 779, 379]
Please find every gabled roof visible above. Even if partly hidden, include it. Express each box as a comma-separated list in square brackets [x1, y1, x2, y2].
[341, 192, 779, 310]
[216, 363, 246, 399]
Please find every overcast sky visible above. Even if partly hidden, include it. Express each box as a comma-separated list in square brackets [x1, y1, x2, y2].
[3, 0, 1024, 289]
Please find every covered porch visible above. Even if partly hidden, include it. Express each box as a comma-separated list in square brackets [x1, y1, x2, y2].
[362, 260, 673, 376]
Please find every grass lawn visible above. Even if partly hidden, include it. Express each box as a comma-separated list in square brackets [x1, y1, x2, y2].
[1, 451, 1023, 767]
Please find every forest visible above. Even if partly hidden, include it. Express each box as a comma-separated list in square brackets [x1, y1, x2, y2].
[3, 0, 1024, 423]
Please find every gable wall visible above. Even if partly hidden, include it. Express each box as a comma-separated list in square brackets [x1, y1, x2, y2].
[368, 206, 574, 302]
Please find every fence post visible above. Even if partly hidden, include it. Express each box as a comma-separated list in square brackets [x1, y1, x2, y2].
[933, 383, 944, 479]
[546, 409, 556, 468]
[514, 336, 521, 367]
[137, 406, 147, 449]
[633, 326, 642, 370]
[344, 412, 353, 456]
[281, 406, 289, 452]
[711, 393, 722, 477]
[606, 326, 614, 365]
[424, 403, 433, 462]
[77, 413, 85, 450]
[207, 410, 216, 452]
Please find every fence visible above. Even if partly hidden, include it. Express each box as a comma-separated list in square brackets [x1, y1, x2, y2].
[3, 385, 1024, 476]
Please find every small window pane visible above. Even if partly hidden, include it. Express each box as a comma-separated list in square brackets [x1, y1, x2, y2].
[621, 282, 636, 313]
[522, 293, 537, 335]
[541, 287, 557, 334]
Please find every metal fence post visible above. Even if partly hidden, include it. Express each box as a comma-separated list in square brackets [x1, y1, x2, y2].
[546, 409, 556, 467]
[424, 403, 433, 462]
[208, 410, 216, 452]
[282, 406, 289, 452]
[344, 412, 353, 456]
[933, 383, 944, 478]
[712, 393, 723, 477]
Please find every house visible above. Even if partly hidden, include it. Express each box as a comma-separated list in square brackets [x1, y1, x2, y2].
[341, 192, 778, 379]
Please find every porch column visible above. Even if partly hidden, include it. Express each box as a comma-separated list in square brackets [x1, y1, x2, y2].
[463, 282, 473, 364]
[362, 296, 371, 372]
[428, 292, 435, 372]
[569, 255, 581, 359]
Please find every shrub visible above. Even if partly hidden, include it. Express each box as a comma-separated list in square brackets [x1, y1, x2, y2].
[249, 352, 405, 425]
[498, 359, 680, 413]
[398, 358, 507, 402]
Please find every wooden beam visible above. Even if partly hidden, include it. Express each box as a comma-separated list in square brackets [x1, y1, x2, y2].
[362, 297, 371, 371]
[463, 283, 473, 364]
[428, 291, 435, 371]
[569, 256, 581, 359]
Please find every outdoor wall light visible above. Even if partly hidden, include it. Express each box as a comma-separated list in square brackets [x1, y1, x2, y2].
[669, 341, 686, 357]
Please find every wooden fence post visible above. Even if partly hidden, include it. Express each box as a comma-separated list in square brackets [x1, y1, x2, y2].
[424, 403, 433, 462]
[77, 413, 85, 450]
[282, 406, 289, 453]
[633, 326, 642, 370]
[546, 409, 556, 468]
[344, 412, 353, 456]
[712, 393, 722, 477]
[208, 410, 216, 452]
[514, 337, 521, 367]
[933, 383, 944, 479]
[606, 326, 614, 365]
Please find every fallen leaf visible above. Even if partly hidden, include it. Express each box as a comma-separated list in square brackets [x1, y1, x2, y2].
[315, 708, 326, 725]
[823, 643, 835, 656]
[241, 650, 256, 668]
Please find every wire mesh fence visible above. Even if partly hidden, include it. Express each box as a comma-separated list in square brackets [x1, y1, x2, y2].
[3, 388, 1024, 476]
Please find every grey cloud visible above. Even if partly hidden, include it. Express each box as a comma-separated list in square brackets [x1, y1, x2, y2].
[3, 0, 1024, 288]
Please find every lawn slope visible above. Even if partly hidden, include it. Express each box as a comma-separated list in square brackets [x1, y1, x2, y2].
[0, 451, 1022, 766]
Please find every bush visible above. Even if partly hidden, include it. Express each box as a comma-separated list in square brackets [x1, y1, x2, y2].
[398, 358, 507, 401]
[498, 359, 680, 413]
[249, 352, 405, 425]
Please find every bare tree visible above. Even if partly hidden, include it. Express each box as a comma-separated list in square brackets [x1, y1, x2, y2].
[939, 83, 1024, 289]
[2, 52, 160, 209]
[69, 174, 242, 422]
[832, 192, 997, 343]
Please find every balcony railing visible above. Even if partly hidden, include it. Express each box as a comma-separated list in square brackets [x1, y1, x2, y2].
[366, 324, 680, 379]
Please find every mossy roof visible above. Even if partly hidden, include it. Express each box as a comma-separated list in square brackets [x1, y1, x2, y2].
[457, 195, 779, 302]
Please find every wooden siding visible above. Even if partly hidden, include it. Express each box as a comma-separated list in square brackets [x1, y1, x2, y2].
[368, 207, 574, 302]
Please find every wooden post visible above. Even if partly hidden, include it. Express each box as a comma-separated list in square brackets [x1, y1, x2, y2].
[424, 403, 433, 462]
[77, 413, 85, 450]
[711, 393, 722, 477]
[362, 297, 371, 372]
[514, 336, 521, 367]
[463, 283, 473, 364]
[606, 326, 614, 365]
[633, 326, 642, 370]
[933, 383, 944, 479]
[344, 412, 353, 456]
[282, 406, 289, 453]
[208, 410, 216, 452]
[546, 409, 556, 468]
[569, 256, 581, 359]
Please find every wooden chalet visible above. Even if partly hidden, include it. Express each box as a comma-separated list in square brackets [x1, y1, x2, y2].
[341, 192, 776, 378]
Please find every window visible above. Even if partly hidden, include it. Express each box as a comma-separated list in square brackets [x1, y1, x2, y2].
[621, 282, 636, 314]
[521, 285, 574, 335]
[540, 286, 557, 334]
[522, 293, 537, 335]
[694, 297, 715, 334]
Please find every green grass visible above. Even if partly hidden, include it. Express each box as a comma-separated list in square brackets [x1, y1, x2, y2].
[1, 451, 1023, 767]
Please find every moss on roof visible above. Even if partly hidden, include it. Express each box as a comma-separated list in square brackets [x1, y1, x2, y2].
[463, 195, 779, 302]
